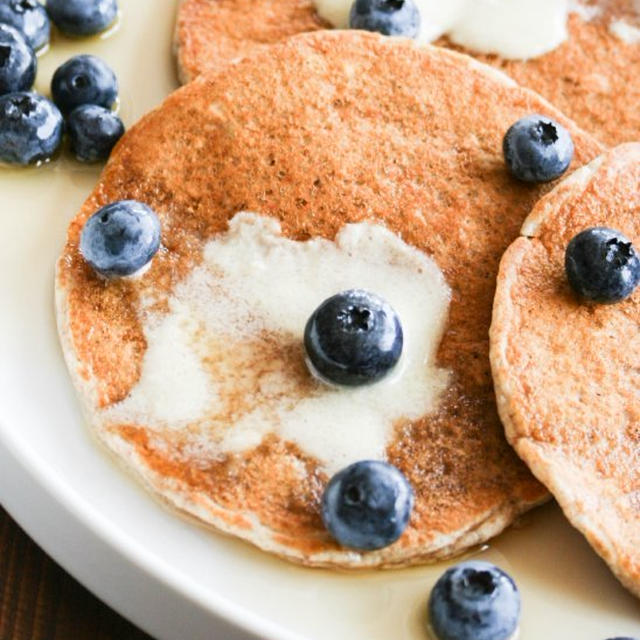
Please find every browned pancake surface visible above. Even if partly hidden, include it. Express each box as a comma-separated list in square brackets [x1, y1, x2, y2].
[175, 0, 640, 146]
[174, 0, 328, 83]
[491, 143, 640, 596]
[469, 1, 640, 147]
[58, 32, 601, 566]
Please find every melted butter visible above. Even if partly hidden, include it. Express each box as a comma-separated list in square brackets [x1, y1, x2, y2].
[315, 0, 570, 59]
[105, 213, 452, 475]
[610, 18, 640, 43]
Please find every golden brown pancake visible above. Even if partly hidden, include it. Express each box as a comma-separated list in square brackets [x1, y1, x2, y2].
[57, 32, 601, 567]
[174, 0, 640, 147]
[491, 143, 640, 597]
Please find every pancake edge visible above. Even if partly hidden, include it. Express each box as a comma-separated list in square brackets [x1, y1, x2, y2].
[490, 143, 640, 598]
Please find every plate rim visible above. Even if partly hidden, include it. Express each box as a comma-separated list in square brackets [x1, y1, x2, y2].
[0, 414, 308, 640]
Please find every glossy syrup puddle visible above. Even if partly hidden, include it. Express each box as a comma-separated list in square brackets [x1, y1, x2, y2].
[2, 1, 639, 638]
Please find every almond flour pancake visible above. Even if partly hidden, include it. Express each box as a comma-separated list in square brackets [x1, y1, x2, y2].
[56, 32, 601, 567]
[174, 0, 640, 147]
[491, 143, 640, 597]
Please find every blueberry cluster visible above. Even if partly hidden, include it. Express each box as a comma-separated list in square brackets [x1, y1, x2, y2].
[0, 0, 123, 166]
[52, 54, 124, 163]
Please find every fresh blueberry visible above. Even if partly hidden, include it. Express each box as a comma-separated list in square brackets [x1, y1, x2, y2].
[503, 114, 574, 183]
[304, 289, 403, 387]
[349, 0, 420, 38]
[565, 227, 640, 304]
[0, 92, 62, 164]
[0, 0, 50, 50]
[51, 54, 117, 114]
[68, 104, 124, 162]
[428, 561, 521, 640]
[80, 201, 161, 278]
[46, 0, 118, 36]
[0, 23, 35, 95]
[321, 460, 413, 551]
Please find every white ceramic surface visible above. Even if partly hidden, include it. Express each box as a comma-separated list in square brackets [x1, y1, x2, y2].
[0, 2, 639, 638]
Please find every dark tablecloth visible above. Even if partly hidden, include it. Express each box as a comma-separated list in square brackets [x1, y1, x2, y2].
[0, 506, 152, 640]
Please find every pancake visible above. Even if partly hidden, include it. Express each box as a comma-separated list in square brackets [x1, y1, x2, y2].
[56, 31, 601, 567]
[490, 143, 640, 597]
[174, 0, 640, 147]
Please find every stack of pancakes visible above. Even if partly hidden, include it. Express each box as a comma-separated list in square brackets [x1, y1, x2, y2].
[57, 0, 640, 597]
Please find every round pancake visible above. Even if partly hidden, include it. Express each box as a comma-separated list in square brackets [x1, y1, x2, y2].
[491, 143, 640, 597]
[57, 31, 601, 567]
[174, 0, 640, 147]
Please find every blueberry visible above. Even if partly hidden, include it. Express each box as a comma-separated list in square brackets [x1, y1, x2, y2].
[503, 114, 574, 183]
[68, 104, 124, 163]
[0, 23, 35, 95]
[51, 54, 117, 114]
[0, 0, 49, 50]
[428, 561, 521, 640]
[80, 201, 161, 278]
[349, 0, 420, 38]
[0, 92, 62, 165]
[321, 460, 413, 551]
[46, 0, 118, 37]
[565, 227, 640, 304]
[304, 289, 403, 386]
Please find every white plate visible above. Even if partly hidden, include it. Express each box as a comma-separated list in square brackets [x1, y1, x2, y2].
[0, 2, 639, 639]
